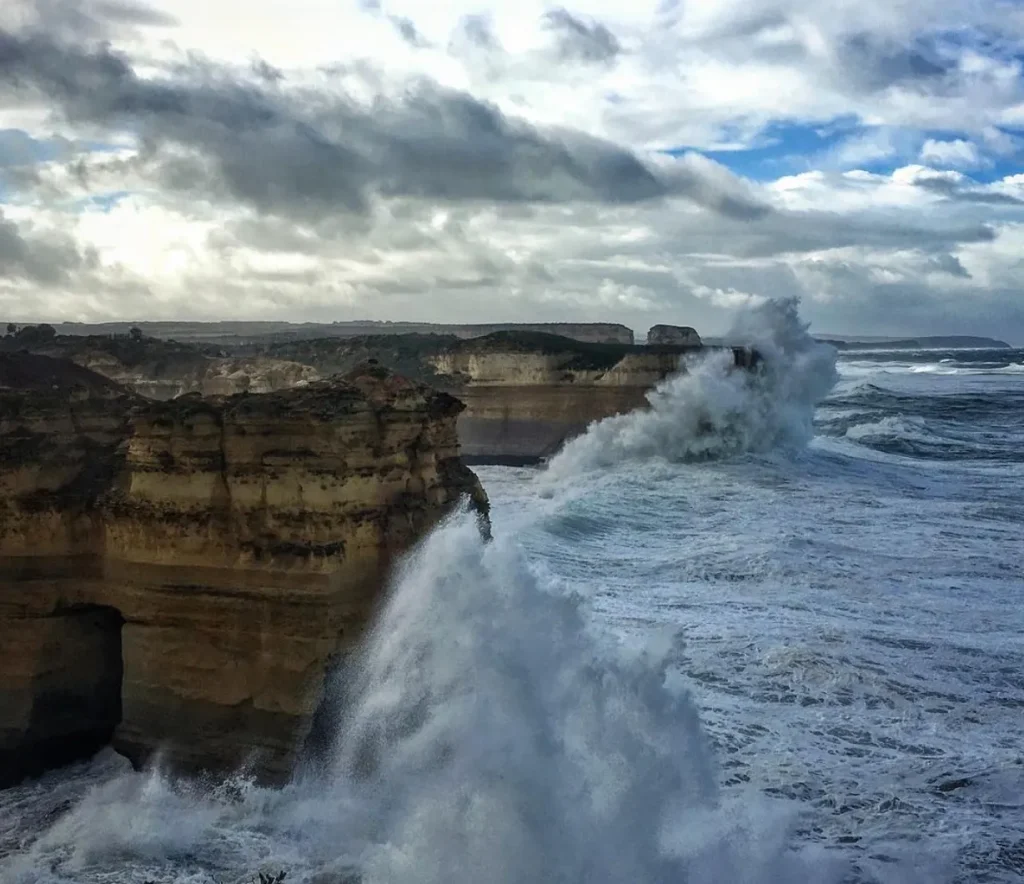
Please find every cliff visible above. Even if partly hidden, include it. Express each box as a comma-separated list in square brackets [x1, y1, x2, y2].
[6, 328, 758, 464]
[424, 332, 751, 463]
[48, 321, 636, 346]
[227, 331, 757, 463]
[0, 355, 486, 786]
[1, 333, 321, 400]
[647, 325, 702, 346]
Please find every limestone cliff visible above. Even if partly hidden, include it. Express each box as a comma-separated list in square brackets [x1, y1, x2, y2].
[425, 332, 754, 463]
[9, 329, 758, 465]
[6, 334, 321, 400]
[647, 324, 702, 346]
[238, 331, 757, 463]
[0, 356, 485, 786]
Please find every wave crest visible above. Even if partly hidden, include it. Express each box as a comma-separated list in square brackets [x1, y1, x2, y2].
[545, 298, 838, 480]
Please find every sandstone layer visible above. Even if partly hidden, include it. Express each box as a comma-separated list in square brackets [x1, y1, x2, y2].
[0, 355, 485, 786]
[7, 327, 757, 465]
[1, 333, 322, 400]
[425, 332, 756, 463]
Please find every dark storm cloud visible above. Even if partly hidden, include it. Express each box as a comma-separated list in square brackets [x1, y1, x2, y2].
[0, 209, 89, 283]
[714, 213, 995, 259]
[542, 9, 621, 64]
[0, 28, 767, 219]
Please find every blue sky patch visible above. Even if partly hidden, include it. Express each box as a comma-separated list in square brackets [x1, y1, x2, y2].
[665, 119, 1024, 182]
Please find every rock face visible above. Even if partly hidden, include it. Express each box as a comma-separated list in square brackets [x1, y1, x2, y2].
[426, 332, 754, 463]
[236, 331, 759, 464]
[647, 325, 702, 346]
[7, 334, 322, 400]
[0, 355, 485, 786]
[8, 328, 760, 466]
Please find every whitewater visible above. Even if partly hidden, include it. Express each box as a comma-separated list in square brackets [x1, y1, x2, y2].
[2, 300, 1022, 884]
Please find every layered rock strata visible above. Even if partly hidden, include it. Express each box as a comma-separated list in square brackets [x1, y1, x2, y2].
[8, 329, 758, 465]
[426, 332, 757, 463]
[0, 355, 485, 786]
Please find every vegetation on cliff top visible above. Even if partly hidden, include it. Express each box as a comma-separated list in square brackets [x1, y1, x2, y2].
[0, 352, 133, 396]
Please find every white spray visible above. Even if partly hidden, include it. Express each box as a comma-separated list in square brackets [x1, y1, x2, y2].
[545, 298, 838, 481]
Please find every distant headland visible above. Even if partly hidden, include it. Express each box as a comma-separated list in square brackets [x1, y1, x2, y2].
[12, 322, 1012, 351]
[814, 335, 1012, 350]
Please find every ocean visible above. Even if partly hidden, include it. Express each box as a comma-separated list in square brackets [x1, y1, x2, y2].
[2, 301, 1022, 884]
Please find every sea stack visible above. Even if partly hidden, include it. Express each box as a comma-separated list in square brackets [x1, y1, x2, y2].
[647, 325, 702, 346]
[0, 354, 486, 786]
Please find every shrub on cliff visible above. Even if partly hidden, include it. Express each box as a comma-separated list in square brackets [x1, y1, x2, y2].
[13, 323, 57, 346]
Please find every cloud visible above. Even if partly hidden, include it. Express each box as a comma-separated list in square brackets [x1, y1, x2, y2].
[893, 165, 1024, 205]
[542, 8, 621, 64]
[0, 0, 176, 40]
[919, 138, 986, 169]
[450, 13, 501, 52]
[1, 0, 1024, 341]
[0, 207, 90, 284]
[0, 30, 683, 217]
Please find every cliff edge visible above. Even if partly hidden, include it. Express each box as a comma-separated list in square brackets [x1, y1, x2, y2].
[0, 355, 486, 786]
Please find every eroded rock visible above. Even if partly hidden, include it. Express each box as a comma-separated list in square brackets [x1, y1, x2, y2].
[0, 355, 485, 785]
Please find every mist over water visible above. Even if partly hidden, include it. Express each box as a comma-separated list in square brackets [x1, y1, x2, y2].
[4, 300, 1022, 884]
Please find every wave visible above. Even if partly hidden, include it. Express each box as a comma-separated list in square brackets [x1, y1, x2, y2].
[839, 351, 1024, 378]
[824, 412, 1024, 463]
[2, 511, 840, 884]
[544, 298, 839, 480]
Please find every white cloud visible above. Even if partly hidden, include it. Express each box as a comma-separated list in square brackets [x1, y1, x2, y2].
[1, 0, 1023, 340]
[919, 138, 987, 169]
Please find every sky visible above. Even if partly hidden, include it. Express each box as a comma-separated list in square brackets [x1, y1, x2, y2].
[1, 0, 1023, 339]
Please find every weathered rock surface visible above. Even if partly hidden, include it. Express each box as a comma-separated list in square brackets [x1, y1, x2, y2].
[0, 355, 485, 786]
[5, 334, 321, 400]
[8, 328, 758, 465]
[234, 331, 757, 463]
[425, 332, 756, 463]
[647, 324, 702, 346]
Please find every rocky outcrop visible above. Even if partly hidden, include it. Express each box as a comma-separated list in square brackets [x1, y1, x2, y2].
[9, 328, 759, 466]
[3, 334, 321, 400]
[238, 331, 759, 463]
[647, 324, 702, 346]
[426, 332, 755, 463]
[0, 355, 485, 786]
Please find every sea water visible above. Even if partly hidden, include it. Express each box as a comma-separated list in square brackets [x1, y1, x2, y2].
[2, 300, 1021, 883]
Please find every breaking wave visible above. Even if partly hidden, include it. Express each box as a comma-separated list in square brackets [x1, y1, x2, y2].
[545, 298, 838, 480]
[3, 513, 840, 884]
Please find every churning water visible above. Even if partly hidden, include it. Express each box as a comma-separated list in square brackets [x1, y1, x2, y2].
[2, 300, 1022, 884]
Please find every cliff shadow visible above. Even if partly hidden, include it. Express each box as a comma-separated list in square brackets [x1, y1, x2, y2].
[0, 604, 124, 788]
